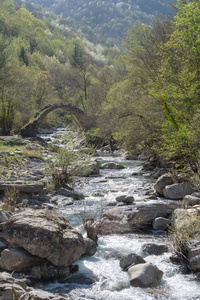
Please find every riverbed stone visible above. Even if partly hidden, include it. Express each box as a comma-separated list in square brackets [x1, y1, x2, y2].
[142, 243, 169, 255]
[19, 290, 69, 300]
[0, 240, 7, 251]
[154, 173, 174, 195]
[41, 203, 55, 210]
[0, 272, 30, 300]
[183, 194, 200, 206]
[189, 255, 200, 272]
[187, 242, 200, 259]
[128, 262, 163, 287]
[115, 195, 134, 205]
[83, 237, 97, 256]
[3, 209, 85, 267]
[152, 217, 171, 231]
[0, 182, 45, 193]
[29, 264, 70, 280]
[0, 210, 12, 223]
[120, 253, 146, 270]
[79, 160, 100, 176]
[84, 200, 179, 238]
[100, 162, 125, 170]
[56, 187, 84, 200]
[0, 248, 42, 271]
[163, 182, 196, 200]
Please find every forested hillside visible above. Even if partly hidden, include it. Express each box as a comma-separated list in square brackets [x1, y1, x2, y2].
[1, 0, 200, 173]
[20, 0, 175, 45]
[0, 0, 120, 135]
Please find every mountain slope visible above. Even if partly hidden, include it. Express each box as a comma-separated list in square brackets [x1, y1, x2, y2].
[23, 0, 175, 44]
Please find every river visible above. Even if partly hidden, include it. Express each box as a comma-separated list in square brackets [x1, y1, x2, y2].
[37, 128, 200, 300]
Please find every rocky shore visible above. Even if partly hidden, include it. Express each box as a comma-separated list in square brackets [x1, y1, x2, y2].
[0, 135, 200, 299]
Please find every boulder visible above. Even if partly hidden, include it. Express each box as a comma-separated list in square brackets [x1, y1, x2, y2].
[189, 255, 200, 272]
[79, 161, 100, 176]
[100, 162, 125, 170]
[50, 195, 74, 206]
[41, 203, 55, 210]
[0, 272, 30, 300]
[163, 182, 196, 200]
[56, 187, 84, 200]
[154, 174, 174, 195]
[128, 263, 163, 287]
[0, 283, 26, 300]
[152, 217, 171, 231]
[84, 200, 179, 237]
[3, 209, 85, 267]
[19, 290, 69, 300]
[0, 248, 42, 271]
[0, 210, 12, 223]
[120, 253, 146, 270]
[83, 238, 97, 256]
[29, 264, 70, 280]
[0, 240, 7, 251]
[115, 195, 134, 205]
[187, 242, 200, 259]
[142, 243, 169, 255]
[152, 168, 168, 179]
[183, 194, 200, 206]
[0, 182, 44, 193]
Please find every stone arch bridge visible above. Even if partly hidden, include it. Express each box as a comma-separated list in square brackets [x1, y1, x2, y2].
[20, 103, 95, 137]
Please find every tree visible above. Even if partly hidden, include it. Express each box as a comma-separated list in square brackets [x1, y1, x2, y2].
[148, 0, 200, 162]
[19, 46, 29, 66]
[70, 42, 92, 110]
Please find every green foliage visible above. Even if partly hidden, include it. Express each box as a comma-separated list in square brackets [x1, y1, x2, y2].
[18, 46, 29, 66]
[2, 186, 19, 212]
[28, 0, 173, 45]
[0, 92, 16, 135]
[45, 140, 94, 191]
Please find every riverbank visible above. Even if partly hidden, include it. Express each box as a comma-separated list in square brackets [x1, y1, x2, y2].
[0, 131, 200, 299]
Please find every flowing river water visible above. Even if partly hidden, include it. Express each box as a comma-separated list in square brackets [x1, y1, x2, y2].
[38, 128, 200, 300]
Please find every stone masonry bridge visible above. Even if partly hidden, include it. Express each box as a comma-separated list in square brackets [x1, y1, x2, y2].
[20, 103, 96, 137]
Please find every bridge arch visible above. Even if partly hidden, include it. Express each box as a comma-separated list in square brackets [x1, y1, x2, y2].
[20, 103, 95, 137]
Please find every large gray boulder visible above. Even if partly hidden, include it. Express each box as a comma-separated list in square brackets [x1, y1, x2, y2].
[154, 174, 174, 195]
[189, 255, 200, 272]
[28, 264, 70, 280]
[115, 195, 134, 205]
[163, 182, 196, 200]
[128, 263, 163, 287]
[183, 194, 200, 206]
[120, 253, 146, 270]
[152, 217, 171, 231]
[84, 200, 179, 238]
[83, 238, 97, 256]
[142, 243, 169, 255]
[0, 248, 42, 271]
[3, 210, 85, 267]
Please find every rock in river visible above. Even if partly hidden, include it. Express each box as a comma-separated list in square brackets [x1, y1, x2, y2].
[128, 262, 163, 288]
[3, 209, 85, 267]
[84, 200, 179, 238]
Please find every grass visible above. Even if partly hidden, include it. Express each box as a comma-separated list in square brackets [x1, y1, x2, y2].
[168, 205, 200, 259]
[1, 186, 19, 212]
[0, 140, 44, 160]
